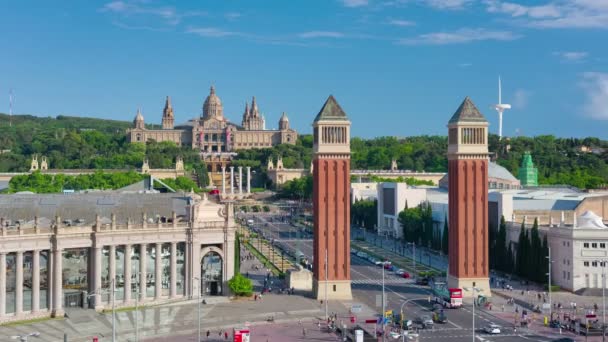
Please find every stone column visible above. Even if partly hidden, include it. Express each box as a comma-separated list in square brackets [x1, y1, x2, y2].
[0, 253, 6, 316]
[109, 245, 116, 303]
[52, 248, 63, 317]
[124, 245, 132, 303]
[247, 167, 251, 194]
[238, 167, 243, 194]
[192, 244, 201, 298]
[93, 247, 102, 309]
[16, 251, 23, 315]
[155, 243, 162, 299]
[221, 166, 226, 194]
[230, 167, 235, 195]
[140, 244, 147, 301]
[32, 250, 40, 312]
[170, 242, 177, 298]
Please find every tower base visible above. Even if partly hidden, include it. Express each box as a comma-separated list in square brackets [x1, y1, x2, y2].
[313, 279, 352, 301]
[447, 275, 491, 298]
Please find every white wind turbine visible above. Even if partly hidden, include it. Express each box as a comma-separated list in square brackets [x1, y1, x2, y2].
[495, 76, 511, 140]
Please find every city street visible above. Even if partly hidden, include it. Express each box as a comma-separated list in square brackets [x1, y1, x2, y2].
[243, 211, 566, 342]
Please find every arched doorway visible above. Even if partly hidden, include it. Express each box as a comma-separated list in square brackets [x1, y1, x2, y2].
[201, 252, 223, 296]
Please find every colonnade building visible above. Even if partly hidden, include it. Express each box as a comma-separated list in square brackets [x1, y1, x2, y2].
[0, 192, 236, 324]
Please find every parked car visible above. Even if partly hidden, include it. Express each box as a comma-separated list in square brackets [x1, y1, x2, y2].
[395, 269, 405, 276]
[402, 272, 411, 279]
[383, 261, 392, 269]
[483, 324, 501, 334]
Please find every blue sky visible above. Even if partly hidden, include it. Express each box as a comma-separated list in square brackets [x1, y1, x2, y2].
[1, 0, 607, 139]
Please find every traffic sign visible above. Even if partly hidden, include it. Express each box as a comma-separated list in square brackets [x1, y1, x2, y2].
[351, 304, 362, 313]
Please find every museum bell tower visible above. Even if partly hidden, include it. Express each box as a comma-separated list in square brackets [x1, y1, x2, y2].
[447, 97, 491, 296]
[312, 95, 352, 300]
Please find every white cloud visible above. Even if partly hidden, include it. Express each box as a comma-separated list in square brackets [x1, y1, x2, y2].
[580, 72, 608, 120]
[458, 63, 473, 67]
[298, 31, 345, 39]
[388, 19, 416, 26]
[553, 51, 589, 62]
[186, 27, 239, 38]
[225, 12, 242, 21]
[340, 0, 369, 7]
[423, 0, 474, 10]
[484, 0, 608, 29]
[512, 89, 530, 108]
[101, 1, 206, 26]
[398, 28, 520, 45]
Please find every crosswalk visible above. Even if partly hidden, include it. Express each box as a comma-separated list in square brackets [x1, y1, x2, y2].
[351, 278, 416, 285]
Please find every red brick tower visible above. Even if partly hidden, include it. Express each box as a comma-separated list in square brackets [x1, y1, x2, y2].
[447, 97, 491, 296]
[312, 95, 352, 300]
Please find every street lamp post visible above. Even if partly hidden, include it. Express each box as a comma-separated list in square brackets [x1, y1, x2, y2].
[87, 278, 116, 342]
[547, 246, 552, 322]
[464, 285, 482, 342]
[382, 259, 386, 342]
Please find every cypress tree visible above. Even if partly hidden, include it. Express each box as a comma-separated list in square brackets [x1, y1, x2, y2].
[442, 215, 449, 255]
[516, 222, 526, 277]
[529, 218, 541, 282]
[496, 216, 508, 272]
[542, 234, 549, 285]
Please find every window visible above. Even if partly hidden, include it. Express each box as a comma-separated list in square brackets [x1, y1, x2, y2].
[592, 261, 598, 267]
[584, 261, 590, 267]
[567, 260, 570, 265]
[584, 243, 590, 248]
[563, 271, 566, 279]
[563, 241, 566, 247]
[333, 285, 337, 292]
[567, 272, 570, 280]
[602, 243, 606, 249]
[592, 243, 598, 248]
[563, 259, 566, 265]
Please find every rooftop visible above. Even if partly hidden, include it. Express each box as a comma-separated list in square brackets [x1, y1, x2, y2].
[448, 96, 487, 124]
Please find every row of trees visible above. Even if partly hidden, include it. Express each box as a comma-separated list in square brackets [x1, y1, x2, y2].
[277, 175, 313, 199]
[7, 171, 200, 193]
[351, 199, 377, 230]
[490, 216, 549, 284]
[398, 202, 445, 252]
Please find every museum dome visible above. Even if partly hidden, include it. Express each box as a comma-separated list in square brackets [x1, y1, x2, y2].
[202, 86, 224, 119]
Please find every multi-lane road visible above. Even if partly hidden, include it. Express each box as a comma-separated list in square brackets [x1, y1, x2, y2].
[240, 211, 561, 342]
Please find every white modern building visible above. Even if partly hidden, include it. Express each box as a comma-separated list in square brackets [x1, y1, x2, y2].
[376, 182, 427, 238]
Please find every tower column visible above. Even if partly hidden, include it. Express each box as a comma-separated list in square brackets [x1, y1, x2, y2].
[93, 247, 102, 309]
[312, 95, 352, 301]
[446, 97, 491, 297]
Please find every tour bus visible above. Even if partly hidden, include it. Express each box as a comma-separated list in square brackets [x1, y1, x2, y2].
[430, 281, 463, 308]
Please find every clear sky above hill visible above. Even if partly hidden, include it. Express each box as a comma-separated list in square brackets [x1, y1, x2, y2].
[0, 1, 607, 138]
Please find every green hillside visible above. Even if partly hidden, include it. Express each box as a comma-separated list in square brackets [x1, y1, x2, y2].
[1, 114, 607, 189]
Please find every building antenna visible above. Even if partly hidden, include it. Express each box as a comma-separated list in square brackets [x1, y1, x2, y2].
[494, 76, 511, 140]
[9, 88, 13, 127]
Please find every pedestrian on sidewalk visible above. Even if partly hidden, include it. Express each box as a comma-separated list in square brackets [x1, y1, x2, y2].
[206, 330, 210, 339]
[224, 331, 228, 340]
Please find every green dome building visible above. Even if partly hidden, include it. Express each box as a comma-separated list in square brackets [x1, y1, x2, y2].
[518, 152, 538, 187]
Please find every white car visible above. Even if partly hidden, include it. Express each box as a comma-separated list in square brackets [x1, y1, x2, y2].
[395, 269, 405, 276]
[483, 324, 501, 334]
